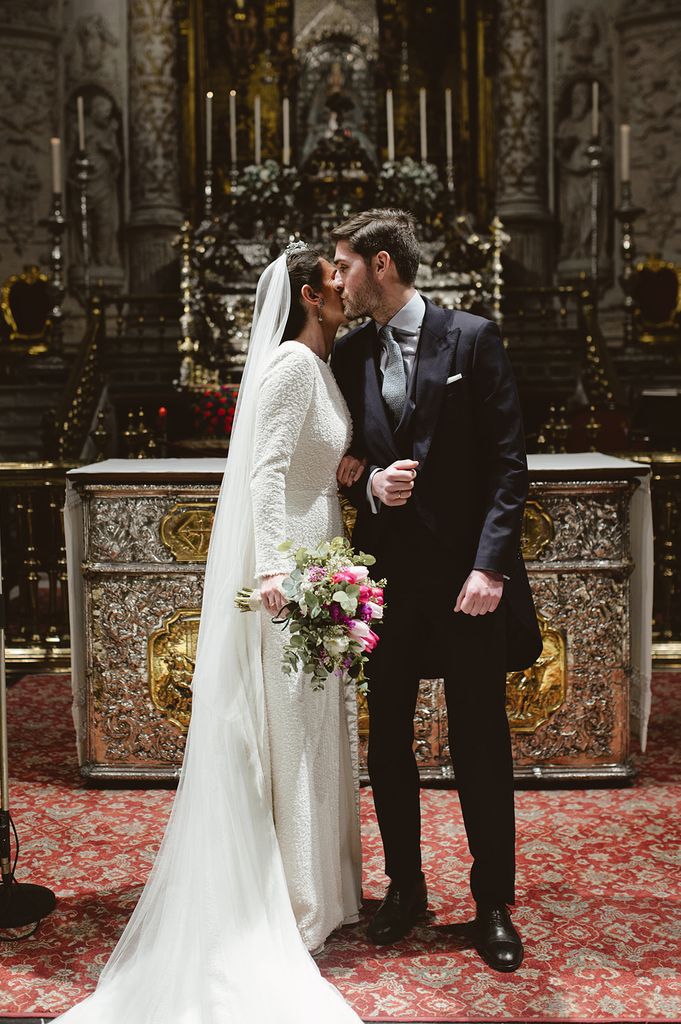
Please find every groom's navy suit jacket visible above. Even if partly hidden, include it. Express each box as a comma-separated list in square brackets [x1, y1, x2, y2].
[331, 296, 542, 673]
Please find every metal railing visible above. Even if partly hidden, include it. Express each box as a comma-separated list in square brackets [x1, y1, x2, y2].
[0, 463, 74, 679]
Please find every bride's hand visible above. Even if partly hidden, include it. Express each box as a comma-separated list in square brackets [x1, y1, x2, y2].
[337, 454, 368, 488]
[260, 574, 288, 617]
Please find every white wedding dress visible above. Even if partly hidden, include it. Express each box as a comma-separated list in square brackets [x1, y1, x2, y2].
[53, 253, 365, 1023]
[252, 341, 362, 952]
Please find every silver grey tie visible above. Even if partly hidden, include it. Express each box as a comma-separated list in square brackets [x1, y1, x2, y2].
[379, 324, 407, 425]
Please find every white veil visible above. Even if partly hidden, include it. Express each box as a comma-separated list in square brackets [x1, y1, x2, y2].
[56, 252, 362, 1023]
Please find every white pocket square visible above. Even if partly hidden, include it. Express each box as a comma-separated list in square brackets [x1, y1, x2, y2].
[446, 373, 463, 384]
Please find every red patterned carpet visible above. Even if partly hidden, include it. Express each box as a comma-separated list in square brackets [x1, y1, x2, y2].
[1, 672, 680, 1022]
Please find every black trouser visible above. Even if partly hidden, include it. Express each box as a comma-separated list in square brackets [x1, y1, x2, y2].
[366, 545, 516, 906]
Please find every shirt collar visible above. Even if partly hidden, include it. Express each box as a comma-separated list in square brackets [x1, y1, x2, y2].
[374, 291, 425, 337]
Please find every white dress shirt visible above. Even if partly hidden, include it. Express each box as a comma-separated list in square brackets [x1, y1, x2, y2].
[367, 292, 426, 512]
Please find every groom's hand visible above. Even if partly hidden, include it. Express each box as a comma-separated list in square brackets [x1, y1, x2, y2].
[454, 569, 504, 616]
[372, 460, 419, 507]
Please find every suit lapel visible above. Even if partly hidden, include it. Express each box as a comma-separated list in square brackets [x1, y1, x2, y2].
[412, 300, 460, 468]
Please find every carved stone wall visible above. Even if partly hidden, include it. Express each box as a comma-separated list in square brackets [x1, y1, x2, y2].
[616, 1, 681, 266]
[496, 0, 552, 282]
[127, 0, 183, 292]
[0, 0, 63, 278]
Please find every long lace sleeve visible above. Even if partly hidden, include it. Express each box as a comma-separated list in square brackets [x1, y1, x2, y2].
[250, 343, 316, 578]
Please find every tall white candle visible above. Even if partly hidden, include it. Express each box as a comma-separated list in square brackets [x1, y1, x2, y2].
[444, 88, 453, 164]
[282, 96, 291, 166]
[77, 95, 85, 151]
[386, 88, 395, 162]
[254, 94, 261, 165]
[419, 88, 428, 162]
[591, 80, 599, 137]
[50, 137, 62, 194]
[205, 91, 213, 165]
[620, 123, 631, 182]
[229, 90, 237, 167]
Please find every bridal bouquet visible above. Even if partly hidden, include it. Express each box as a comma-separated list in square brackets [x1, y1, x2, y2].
[235, 537, 385, 693]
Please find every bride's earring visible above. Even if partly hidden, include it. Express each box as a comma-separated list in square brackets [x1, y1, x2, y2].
[317, 298, 324, 324]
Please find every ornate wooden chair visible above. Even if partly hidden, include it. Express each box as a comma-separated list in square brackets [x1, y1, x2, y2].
[632, 256, 681, 344]
[0, 265, 53, 355]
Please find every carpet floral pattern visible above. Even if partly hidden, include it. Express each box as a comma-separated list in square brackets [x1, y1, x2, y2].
[1, 673, 680, 1022]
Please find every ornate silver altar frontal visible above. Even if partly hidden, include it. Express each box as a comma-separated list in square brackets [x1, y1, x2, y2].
[67, 459, 647, 784]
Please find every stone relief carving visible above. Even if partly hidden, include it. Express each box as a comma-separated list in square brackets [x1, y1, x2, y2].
[0, 154, 41, 254]
[0, 39, 56, 257]
[0, 0, 56, 28]
[556, 3, 609, 77]
[496, 0, 548, 208]
[619, 14, 681, 259]
[128, 0, 182, 212]
[77, 12, 119, 76]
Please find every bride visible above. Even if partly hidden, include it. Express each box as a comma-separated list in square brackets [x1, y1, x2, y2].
[55, 244, 366, 1023]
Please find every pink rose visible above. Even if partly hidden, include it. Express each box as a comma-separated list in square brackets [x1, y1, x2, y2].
[332, 566, 369, 585]
[362, 629, 380, 653]
[359, 585, 373, 601]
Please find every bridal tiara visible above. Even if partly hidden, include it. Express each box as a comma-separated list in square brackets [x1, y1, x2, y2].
[284, 239, 309, 256]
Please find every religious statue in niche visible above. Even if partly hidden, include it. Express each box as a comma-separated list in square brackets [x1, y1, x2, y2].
[68, 90, 123, 272]
[555, 78, 611, 270]
[298, 40, 376, 170]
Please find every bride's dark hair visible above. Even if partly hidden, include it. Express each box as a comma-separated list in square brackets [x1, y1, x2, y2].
[282, 248, 324, 340]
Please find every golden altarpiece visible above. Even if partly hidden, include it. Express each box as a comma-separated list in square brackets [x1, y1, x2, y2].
[65, 454, 652, 784]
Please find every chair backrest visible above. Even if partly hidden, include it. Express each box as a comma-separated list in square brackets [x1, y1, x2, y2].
[0, 265, 52, 353]
[632, 256, 681, 334]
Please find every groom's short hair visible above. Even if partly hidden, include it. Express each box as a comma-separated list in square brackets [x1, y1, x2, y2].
[331, 208, 420, 285]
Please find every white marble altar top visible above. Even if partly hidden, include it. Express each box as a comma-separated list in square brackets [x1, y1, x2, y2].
[67, 453, 651, 482]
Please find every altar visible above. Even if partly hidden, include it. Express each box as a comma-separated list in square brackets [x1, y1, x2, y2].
[65, 455, 652, 784]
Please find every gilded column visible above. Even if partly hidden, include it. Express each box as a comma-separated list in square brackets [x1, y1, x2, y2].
[127, 0, 183, 292]
[496, 0, 552, 282]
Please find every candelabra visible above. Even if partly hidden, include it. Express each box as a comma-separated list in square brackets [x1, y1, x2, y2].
[75, 150, 92, 304]
[46, 192, 66, 355]
[489, 216, 509, 330]
[614, 180, 645, 351]
[586, 135, 603, 302]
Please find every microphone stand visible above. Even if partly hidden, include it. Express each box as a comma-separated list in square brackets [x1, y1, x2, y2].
[0, 528, 56, 934]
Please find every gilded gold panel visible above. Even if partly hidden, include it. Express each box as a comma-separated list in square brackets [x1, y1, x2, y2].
[521, 500, 555, 561]
[506, 613, 566, 733]
[147, 608, 201, 731]
[160, 503, 215, 562]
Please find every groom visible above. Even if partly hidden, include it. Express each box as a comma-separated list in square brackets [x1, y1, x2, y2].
[331, 209, 541, 973]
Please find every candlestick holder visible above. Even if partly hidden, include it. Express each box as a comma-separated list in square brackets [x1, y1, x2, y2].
[614, 180, 645, 351]
[586, 136, 603, 303]
[445, 160, 455, 199]
[46, 192, 66, 356]
[203, 164, 213, 219]
[75, 150, 92, 305]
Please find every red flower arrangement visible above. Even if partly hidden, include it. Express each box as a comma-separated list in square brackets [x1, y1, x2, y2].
[192, 384, 239, 438]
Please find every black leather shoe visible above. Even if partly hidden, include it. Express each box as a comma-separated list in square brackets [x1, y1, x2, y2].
[368, 875, 428, 945]
[473, 903, 524, 973]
